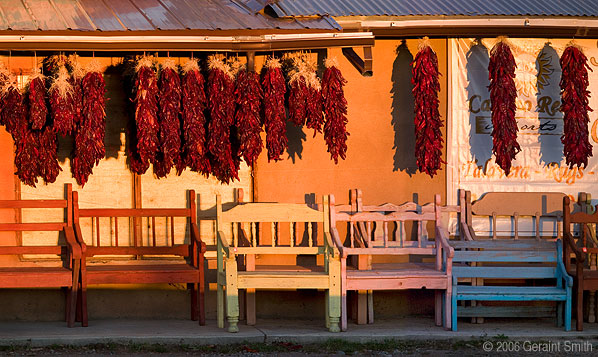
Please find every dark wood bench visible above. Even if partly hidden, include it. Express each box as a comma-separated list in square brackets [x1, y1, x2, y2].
[329, 191, 453, 330]
[0, 184, 80, 327]
[450, 239, 572, 331]
[72, 189, 205, 327]
[563, 194, 598, 331]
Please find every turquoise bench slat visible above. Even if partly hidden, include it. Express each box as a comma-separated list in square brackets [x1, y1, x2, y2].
[453, 250, 557, 263]
[449, 239, 572, 332]
[450, 240, 555, 250]
[453, 266, 556, 279]
[457, 306, 555, 317]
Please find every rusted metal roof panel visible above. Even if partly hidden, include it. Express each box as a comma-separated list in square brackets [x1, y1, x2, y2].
[271, 0, 598, 17]
[0, 0, 339, 32]
[0, 0, 37, 30]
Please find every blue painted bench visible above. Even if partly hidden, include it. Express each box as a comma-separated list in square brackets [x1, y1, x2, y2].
[450, 239, 573, 331]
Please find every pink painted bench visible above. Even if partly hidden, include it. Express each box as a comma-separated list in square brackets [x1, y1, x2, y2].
[329, 189, 454, 330]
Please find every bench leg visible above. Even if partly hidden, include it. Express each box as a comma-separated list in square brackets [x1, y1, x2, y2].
[190, 283, 199, 321]
[451, 292, 457, 332]
[356, 290, 367, 324]
[576, 271, 583, 331]
[435, 290, 442, 327]
[557, 301, 563, 327]
[217, 282, 224, 329]
[246, 288, 256, 326]
[445, 286, 452, 330]
[225, 258, 239, 333]
[199, 255, 205, 326]
[327, 256, 341, 333]
[566, 297, 572, 331]
[67, 260, 80, 328]
[367, 290, 374, 324]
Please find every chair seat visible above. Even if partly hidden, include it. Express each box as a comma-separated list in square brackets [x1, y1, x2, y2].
[456, 286, 567, 301]
[86, 263, 199, 284]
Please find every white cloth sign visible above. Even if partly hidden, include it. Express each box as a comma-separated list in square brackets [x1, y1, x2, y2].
[448, 38, 598, 203]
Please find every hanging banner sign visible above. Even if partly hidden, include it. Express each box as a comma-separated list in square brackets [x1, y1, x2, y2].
[449, 38, 598, 203]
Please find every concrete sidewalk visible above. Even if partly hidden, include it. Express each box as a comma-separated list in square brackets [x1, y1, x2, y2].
[1, 317, 597, 347]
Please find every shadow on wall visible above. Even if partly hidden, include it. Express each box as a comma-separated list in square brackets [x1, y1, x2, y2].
[466, 40, 493, 168]
[536, 42, 564, 166]
[286, 120, 306, 163]
[391, 40, 417, 175]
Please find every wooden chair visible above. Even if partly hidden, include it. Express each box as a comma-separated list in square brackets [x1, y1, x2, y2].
[216, 194, 341, 333]
[72, 189, 205, 326]
[563, 194, 598, 331]
[0, 183, 80, 327]
[329, 191, 453, 331]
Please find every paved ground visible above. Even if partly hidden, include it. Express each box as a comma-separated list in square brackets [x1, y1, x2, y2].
[1, 317, 597, 350]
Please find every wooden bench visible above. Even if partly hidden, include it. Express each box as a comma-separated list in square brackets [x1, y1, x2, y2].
[563, 194, 598, 331]
[72, 189, 205, 327]
[450, 239, 572, 331]
[329, 190, 453, 330]
[0, 184, 80, 327]
[216, 195, 340, 333]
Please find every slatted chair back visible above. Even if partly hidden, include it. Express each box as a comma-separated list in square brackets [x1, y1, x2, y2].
[72, 190, 198, 258]
[216, 194, 331, 254]
[0, 184, 75, 258]
[461, 190, 567, 240]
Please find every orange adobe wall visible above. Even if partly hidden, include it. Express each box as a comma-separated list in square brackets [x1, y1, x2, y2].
[254, 39, 448, 216]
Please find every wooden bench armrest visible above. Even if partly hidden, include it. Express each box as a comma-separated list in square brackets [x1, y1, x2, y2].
[436, 225, 454, 258]
[191, 223, 206, 253]
[563, 232, 584, 263]
[217, 230, 230, 257]
[329, 227, 346, 258]
[73, 223, 87, 254]
[460, 222, 476, 241]
[63, 226, 81, 259]
[557, 260, 574, 287]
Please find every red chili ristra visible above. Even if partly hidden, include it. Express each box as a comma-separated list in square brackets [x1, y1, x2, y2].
[262, 58, 288, 162]
[49, 66, 77, 136]
[27, 75, 48, 130]
[131, 58, 160, 174]
[14, 126, 39, 187]
[1, 85, 28, 140]
[560, 45, 593, 168]
[154, 61, 183, 178]
[207, 57, 238, 183]
[288, 63, 308, 126]
[181, 60, 210, 175]
[37, 127, 61, 184]
[71, 63, 106, 186]
[322, 58, 349, 164]
[235, 68, 263, 167]
[305, 71, 324, 136]
[412, 41, 444, 177]
[488, 39, 520, 176]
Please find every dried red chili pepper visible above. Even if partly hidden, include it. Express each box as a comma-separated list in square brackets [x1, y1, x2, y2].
[37, 127, 61, 184]
[1, 83, 27, 140]
[154, 60, 183, 178]
[181, 60, 211, 175]
[488, 38, 520, 176]
[69, 56, 85, 127]
[262, 57, 288, 162]
[71, 60, 106, 187]
[322, 58, 349, 164]
[207, 57, 238, 183]
[288, 57, 308, 126]
[14, 126, 39, 187]
[131, 57, 160, 174]
[305, 67, 324, 136]
[49, 66, 77, 136]
[234, 68, 263, 167]
[560, 44, 593, 168]
[412, 39, 444, 177]
[27, 73, 48, 130]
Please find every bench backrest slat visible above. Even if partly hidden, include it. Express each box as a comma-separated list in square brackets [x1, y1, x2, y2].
[78, 208, 191, 218]
[471, 192, 566, 217]
[0, 223, 66, 231]
[0, 246, 64, 255]
[453, 249, 557, 263]
[0, 200, 68, 209]
[450, 240, 555, 250]
[453, 266, 556, 279]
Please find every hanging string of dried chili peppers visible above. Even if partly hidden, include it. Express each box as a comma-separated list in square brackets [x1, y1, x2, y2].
[130, 56, 159, 174]
[37, 126, 61, 184]
[49, 66, 77, 136]
[71, 59, 106, 186]
[207, 57, 238, 183]
[27, 70, 48, 130]
[262, 57, 288, 161]
[488, 37, 520, 176]
[154, 59, 183, 178]
[288, 56, 309, 126]
[181, 59, 211, 175]
[234, 65, 263, 167]
[69, 55, 85, 128]
[560, 44, 593, 168]
[322, 57, 349, 164]
[412, 37, 444, 177]
[305, 58, 324, 136]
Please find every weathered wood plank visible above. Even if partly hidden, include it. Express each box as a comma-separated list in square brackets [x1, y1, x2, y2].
[457, 306, 556, 317]
[453, 266, 556, 279]
[453, 250, 556, 263]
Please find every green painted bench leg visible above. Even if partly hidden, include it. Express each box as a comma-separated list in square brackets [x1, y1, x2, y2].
[225, 257, 239, 333]
[328, 256, 341, 333]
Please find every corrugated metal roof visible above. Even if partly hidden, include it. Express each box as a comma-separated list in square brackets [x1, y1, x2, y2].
[0, 0, 340, 32]
[269, 0, 598, 17]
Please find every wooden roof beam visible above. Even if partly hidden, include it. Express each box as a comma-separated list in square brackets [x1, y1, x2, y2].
[342, 46, 372, 77]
